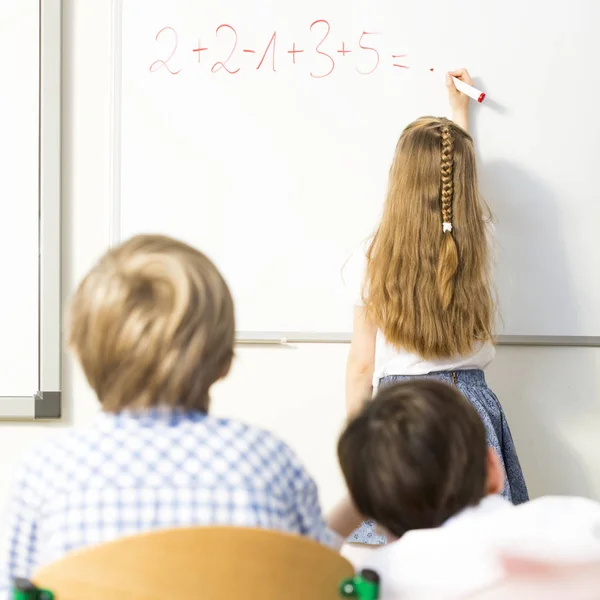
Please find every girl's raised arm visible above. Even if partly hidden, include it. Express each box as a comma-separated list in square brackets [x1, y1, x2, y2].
[446, 68, 474, 132]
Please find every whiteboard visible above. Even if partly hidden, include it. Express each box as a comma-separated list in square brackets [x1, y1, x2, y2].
[0, 0, 61, 418]
[0, 0, 39, 397]
[113, 0, 600, 339]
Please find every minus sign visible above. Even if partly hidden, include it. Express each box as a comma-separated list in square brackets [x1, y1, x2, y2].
[243, 49, 256, 53]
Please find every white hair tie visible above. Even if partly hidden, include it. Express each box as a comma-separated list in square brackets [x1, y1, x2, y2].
[442, 222, 453, 233]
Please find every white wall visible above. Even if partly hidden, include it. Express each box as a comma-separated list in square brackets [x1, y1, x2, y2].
[1, 1, 599, 512]
[212, 345, 600, 510]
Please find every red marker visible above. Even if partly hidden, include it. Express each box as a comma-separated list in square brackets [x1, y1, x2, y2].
[451, 76, 485, 103]
[430, 68, 486, 102]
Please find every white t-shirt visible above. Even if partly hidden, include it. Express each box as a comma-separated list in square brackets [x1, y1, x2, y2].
[343, 228, 496, 384]
[342, 495, 600, 600]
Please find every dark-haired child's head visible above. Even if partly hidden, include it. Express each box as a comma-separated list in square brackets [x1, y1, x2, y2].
[337, 380, 504, 539]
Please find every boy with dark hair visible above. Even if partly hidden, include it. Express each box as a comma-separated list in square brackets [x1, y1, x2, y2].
[338, 380, 600, 598]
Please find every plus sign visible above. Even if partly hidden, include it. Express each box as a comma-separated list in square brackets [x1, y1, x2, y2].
[337, 42, 351, 56]
[192, 39, 208, 63]
[287, 42, 304, 64]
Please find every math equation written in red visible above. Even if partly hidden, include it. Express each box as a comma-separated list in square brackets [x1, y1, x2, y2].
[148, 22, 411, 77]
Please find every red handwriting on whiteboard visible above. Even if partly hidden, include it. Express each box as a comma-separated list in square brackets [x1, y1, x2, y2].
[151, 24, 414, 77]
[287, 42, 304, 64]
[356, 32, 380, 75]
[257, 32, 277, 71]
[392, 54, 409, 69]
[337, 42, 351, 56]
[211, 24, 240, 74]
[310, 20, 335, 78]
[192, 39, 208, 63]
[149, 27, 181, 74]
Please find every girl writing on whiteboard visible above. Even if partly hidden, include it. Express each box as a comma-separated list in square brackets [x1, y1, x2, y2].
[344, 69, 528, 544]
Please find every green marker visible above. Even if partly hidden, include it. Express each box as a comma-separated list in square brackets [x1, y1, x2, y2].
[339, 569, 380, 600]
[12, 579, 54, 600]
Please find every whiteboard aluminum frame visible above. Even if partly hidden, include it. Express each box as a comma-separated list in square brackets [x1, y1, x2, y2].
[235, 332, 600, 346]
[0, 0, 62, 420]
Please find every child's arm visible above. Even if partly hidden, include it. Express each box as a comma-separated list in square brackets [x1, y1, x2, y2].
[0, 457, 41, 597]
[286, 455, 345, 549]
[446, 68, 474, 132]
[346, 307, 377, 417]
[326, 496, 364, 539]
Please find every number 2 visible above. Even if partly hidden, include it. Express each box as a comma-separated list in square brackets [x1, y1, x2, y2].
[211, 24, 240, 74]
[149, 27, 181, 75]
[310, 20, 335, 79]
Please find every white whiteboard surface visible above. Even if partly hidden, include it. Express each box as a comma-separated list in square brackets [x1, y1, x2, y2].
[0, 0, 39, 398]
[0, 0, 61, 419]
[113, 0, 600, 338]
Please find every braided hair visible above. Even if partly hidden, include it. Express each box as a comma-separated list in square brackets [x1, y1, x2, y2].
[437, 122, 459, 309]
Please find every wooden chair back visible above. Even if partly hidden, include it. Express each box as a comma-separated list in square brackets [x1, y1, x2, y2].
[33, 527, 354, 599]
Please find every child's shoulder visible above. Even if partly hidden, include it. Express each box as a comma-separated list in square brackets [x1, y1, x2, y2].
[15, 420, 107, 485]
[342, 237, 374, 305]
[208, 415, 299, 458]
[18, 414, 306, 488]
[203, 417, 312, 489]
[30, 419, 106, 452]
[521, 495, 600, 519]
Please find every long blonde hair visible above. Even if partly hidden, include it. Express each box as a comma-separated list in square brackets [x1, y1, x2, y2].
[364, 117, 495, 358]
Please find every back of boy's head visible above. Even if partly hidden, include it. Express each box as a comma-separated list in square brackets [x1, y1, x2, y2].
[69, 234, 234, 413]
[338, 380, 488, 538]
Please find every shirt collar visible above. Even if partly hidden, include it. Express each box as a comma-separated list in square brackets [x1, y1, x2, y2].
[97, 406, 209, 429]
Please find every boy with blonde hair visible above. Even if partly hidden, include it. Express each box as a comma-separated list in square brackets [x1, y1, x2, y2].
[0, 235, 340, 594]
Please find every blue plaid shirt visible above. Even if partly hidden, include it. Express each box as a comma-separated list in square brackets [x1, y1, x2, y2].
[0, 409, 339, 595]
